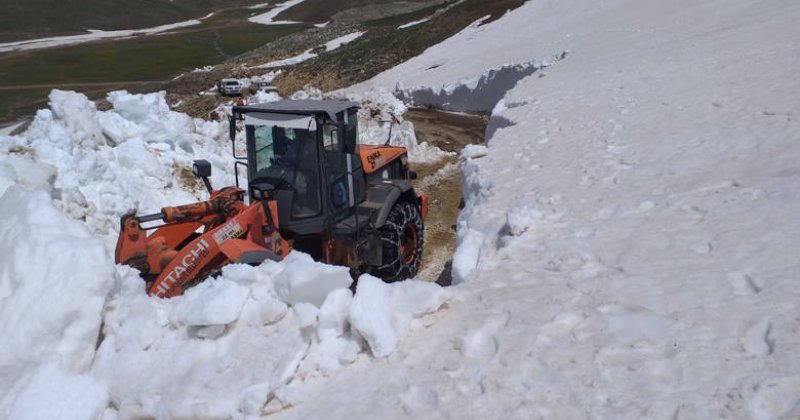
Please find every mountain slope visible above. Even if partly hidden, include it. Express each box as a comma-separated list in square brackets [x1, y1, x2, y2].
[0, 0, 269, 42]
[276, 0, 448, 23]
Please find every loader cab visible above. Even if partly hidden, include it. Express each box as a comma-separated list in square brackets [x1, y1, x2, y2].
[231, 100, 366, 239]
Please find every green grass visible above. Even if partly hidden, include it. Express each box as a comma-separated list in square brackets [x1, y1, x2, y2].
[0, 83, 166, 122]
[0, 24, 301, 86]
[0, 0, 279, 43]
[0, 22, 303, 120]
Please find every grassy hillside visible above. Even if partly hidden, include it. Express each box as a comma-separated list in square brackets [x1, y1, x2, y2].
[275, 0, 525, 93]
[0, 0, 275, 43]
[0, 16, 304, 121]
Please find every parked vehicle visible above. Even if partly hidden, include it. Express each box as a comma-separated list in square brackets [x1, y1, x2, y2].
[217, 79, 243, 96]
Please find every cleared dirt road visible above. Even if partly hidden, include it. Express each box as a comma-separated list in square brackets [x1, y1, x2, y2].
[405, 108, 488, 285]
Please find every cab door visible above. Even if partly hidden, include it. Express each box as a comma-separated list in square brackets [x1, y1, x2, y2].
[321, 122, 352, 222]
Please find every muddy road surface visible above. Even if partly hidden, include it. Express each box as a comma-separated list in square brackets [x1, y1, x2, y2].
[405, 108, 488, 286]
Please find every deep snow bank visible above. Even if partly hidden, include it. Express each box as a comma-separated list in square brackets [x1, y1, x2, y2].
[353, 91, 451, 163]
[448, 0, 800, 417]
[0, 187, 114, 419]
[277, 0, 800, 418]
[94, 259, 448, 418]
[0, 90, 236, 245]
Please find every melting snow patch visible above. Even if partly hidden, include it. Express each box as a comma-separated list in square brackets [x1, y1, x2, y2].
[398, 18, 432, 30]
[253, 32, 364, 69]
[249, 0, 307, 25]
[324, 31, 364, 52]
[0, 19, 204, 53]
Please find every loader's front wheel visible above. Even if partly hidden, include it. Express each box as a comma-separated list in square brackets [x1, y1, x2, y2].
[377, 201, 424, 282]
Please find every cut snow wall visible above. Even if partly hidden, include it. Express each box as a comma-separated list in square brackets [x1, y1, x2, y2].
[394, 59, 554, 114]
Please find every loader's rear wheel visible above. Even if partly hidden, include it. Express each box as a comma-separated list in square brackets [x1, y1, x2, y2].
[377, 201, 424, 282]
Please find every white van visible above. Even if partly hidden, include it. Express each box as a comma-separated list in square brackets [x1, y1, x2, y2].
[218, 79, 243, 96]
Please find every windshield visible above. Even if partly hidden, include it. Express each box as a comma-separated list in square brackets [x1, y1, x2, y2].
[246, 121, 321, 218]
[225, 81, 240, 86]
[249, 125, 305, 178]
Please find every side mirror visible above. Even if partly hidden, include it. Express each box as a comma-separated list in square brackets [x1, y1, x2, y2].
[193, 159, 211, 177]
[408, 170, 418, 180]
[193, 160, 213, 193]
[229, 115, 236, 142]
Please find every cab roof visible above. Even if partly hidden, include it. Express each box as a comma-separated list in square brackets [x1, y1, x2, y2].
[234, 100, 360, 122]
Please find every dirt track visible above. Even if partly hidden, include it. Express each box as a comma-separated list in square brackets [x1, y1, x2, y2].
[405, 108, 488, 285]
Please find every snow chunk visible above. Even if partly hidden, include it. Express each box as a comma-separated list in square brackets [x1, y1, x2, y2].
[451, 228, 484, 285]
[107, 90, 170, 123]
[169, 278, 250, 327]
[12, 89, 235, 239]
[0, 153, 57, 197]
[349, 275, 449, 357]
[349, 277, 396, 357]
[349, 91, 451, 163]
[272, 252, 353, 307]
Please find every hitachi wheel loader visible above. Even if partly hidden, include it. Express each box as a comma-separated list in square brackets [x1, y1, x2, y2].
[115, 100, 428, 297]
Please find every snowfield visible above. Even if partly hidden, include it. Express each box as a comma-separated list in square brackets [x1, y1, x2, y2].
[2, 0, 800, 418]
[249, 0, 308, 26]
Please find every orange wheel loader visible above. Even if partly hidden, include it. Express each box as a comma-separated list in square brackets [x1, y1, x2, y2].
[115, 100, 428, 297]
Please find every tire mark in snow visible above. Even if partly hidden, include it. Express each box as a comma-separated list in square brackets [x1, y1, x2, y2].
[727, 272, 762, 295]
[741, 318, 775, 356]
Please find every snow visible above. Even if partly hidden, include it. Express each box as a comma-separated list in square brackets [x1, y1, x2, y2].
[272, 252, 352, 307]
[0, 88, 450, 418]
[249, 0, 308, 25]
[1, 89, 237, 244]
[0, 121, 25, 137]
[192, 65, 214, 73]
[323, 31, 364, 52]
[0, 19, 204, 53]
[2, 0, 800, 417]
[91, 262, 448, 418]
[254, 49, 316, 69]
[317, 0, 800, 417]
[253, 32, 364, 69]
[9, 362, 108, 420]
[0, 188, 113, 418]
[398, 17, 431, 30]
[344, 90, 451, 163]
